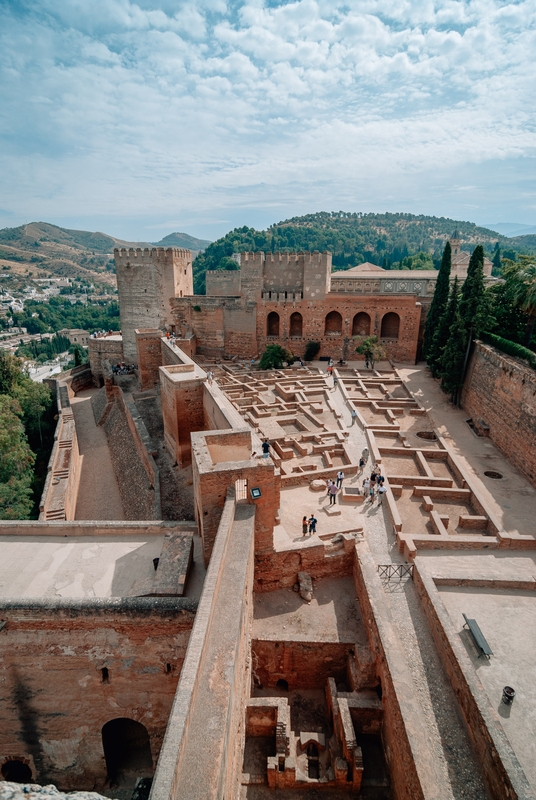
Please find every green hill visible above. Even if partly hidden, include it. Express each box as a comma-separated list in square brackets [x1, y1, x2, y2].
[153, 231, 211, 250]
[192, 211, 532, 294]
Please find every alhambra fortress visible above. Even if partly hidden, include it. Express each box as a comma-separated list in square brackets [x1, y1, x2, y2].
[3, 238, 536, 800]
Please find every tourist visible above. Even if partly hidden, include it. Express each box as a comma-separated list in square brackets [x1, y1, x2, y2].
[327, 365, 333, 375]
[308, 514, 317, 534]
[206, 370, 213, 384]
[251, 357, 255, 368]
[378, 484, 387, 504]
[363, 477, 370, 495]
[365, 358, 370, 369]
[328, 482, 338, 505]
[302, 516, 308, 536]
[261, 439, 270, 458]
[336, 470, 344, 488]
[357, 456, 365, 476]
[333, 375, 339, 390]
[350, 408, 357, 425]
[369, 484, 376, 503]
[370, 472, 377, 486]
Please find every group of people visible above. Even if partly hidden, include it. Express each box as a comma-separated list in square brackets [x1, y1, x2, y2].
[111, 362, 135, 375]
[362, 467, 387, 504]
[302, 514, 317, 535]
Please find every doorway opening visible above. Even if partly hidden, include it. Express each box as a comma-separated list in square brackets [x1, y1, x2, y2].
[1, 760, 33, 783]
[102, 718, 153, 786]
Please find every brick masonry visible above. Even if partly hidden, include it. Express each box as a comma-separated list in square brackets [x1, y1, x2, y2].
[462, 341, 536, 485]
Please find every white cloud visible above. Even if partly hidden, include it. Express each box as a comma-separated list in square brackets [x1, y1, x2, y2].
[0, 0, 535, 236]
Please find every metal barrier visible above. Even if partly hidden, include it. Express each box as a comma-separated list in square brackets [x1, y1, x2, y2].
[377, 564, 414, 580]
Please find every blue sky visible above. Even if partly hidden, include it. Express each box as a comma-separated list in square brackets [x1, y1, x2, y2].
[1, 0, 536, 241]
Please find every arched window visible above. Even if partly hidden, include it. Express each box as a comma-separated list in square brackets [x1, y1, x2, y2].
[381, 312, 400, 339]
[267, 311, 280, 337]
[324, 311, 342, 336]
[102, 718, 153, 785]
[352, 312, 371, 337]
[289, 312, 303, 337]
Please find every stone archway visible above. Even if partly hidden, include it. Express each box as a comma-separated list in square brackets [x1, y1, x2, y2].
[380, 312, 400, 339]
[324, 311, 342, 336]
[267, 311, 280, 337]
[289, 312, 303, 338]
[1, 759, 32, 783]
[102, 718, 153, 786]
[352, 312, 371, 337]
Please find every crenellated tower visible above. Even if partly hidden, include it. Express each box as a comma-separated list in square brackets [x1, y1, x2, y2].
[115, 247, 193, 361]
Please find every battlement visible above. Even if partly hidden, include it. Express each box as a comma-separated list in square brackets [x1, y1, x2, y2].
[114, 247, 192, 268]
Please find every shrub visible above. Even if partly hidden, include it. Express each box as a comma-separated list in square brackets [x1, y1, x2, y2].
[304, 341, 321, 361]
[259, 344, 294, 370]
[480, 332, 536, 369]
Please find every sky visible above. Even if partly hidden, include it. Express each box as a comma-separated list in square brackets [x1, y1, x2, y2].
[1, 0, 536, 242]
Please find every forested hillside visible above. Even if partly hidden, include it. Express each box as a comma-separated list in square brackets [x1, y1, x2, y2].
[192, 211, 535, 294]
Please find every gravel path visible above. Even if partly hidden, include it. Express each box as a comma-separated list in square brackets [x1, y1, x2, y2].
[331, 380, 491, 799]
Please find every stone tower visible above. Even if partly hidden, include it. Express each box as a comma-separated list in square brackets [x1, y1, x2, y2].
[450, 231, 461, 257]
[115, 247, 193, 362]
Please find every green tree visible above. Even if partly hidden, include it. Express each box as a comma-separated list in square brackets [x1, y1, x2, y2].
[259, 344, 294, 369]
[459, 245, 493, 336]
[492, 243, 501, 276]
[0, 351, 18, 394]
[423, 241, 451, 359]
[355, 336, 386, 369]
[0, 395, 35, 519]
[304, 341, 321, 361]
[502, 257, 536, 346]
[439, 308, 468, 401]
[428, 277, 460, 378]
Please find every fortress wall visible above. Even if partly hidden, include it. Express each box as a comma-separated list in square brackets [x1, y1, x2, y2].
[0, 520, 192, 536]
[262, 252, 304, 292]
[88, 335, 123, 383]
[205, 269, 241, 296]
[38, 385, 81, 522]
[353, 544, 443, 800]
[413, 562, 533, 800]
[223, 303, 257, 358]
[135, 328, 164, 390]
[150, 497, 255, 800]
[203, 382, 249, 431]
[0, 599, 196, 791]
[171, 297, 226, 357]
[103, 388, 161, 519]
[256, 295, 421, 362]
[462, 341, 536, 485]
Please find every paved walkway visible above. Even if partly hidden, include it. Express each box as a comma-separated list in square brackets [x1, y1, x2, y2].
[399, 363, 536, 537]
[329, 369, 491, 800]
[71, 388, 124, 521]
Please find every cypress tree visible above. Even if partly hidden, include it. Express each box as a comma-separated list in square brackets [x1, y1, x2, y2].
[423, 241, 451, 359]
[440, 306, 468, 401]
[428, 277, 459, 378]
[459, 245, 485, 331]
[492, 243, 501, 275]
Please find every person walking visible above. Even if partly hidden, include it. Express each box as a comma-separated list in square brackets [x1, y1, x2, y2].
[378, 484, 387, 504]
[302, 516, 309, 536]
[350, 408, 357, 425]
[308, 514, 317, 534]
[336, 470, 344, 488]
[261, 439, 271, 458]
[328, 482, 338, 505]
[333, 375, 339, 391]
[357, 456, 365, 477]
[369, 484, 376, 504]
[365, 358, 370, 369]
[362, 477, 370, 496]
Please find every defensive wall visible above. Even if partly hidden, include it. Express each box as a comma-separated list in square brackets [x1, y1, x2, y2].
[461, 340, 536, 486]
[88, 333, 124, 383]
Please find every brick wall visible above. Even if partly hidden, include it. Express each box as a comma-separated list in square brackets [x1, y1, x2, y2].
[462, 341, 536, 485]
[0, 598, 195, 791]
[136, 329, 164, 390]
[89, 336, 124, 383]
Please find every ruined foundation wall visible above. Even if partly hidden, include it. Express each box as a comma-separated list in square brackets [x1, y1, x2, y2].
[150, 497, 255, 800]
[462, 341, 536, 485]
[0, 598, 196, 791]
[103, 388, 161, 519]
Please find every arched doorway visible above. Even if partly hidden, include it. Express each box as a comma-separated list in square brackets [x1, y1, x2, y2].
[267, 311, 280, 337]
[289, 312, 303, 338]
[324, 311, 342, 336]
[102, 718, 153, 786]
[1, 760, 32, 783]
[380, 312, 400, 339]
[352, 312, 370, 337]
